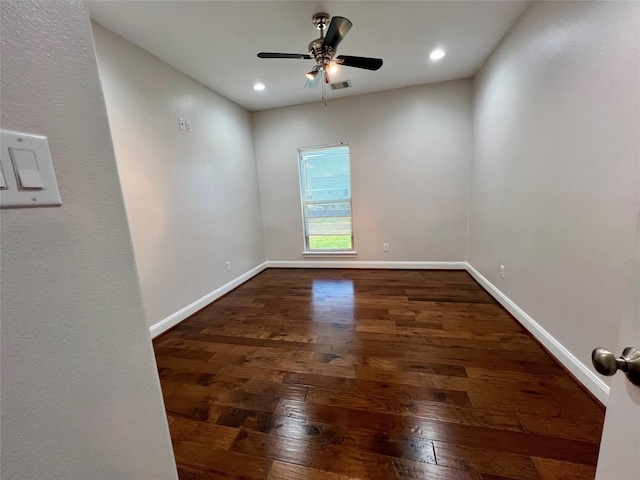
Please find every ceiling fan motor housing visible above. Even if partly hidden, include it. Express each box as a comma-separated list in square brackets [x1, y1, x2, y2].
[309, 13, 335, 70]
[308, 40, 334, 70]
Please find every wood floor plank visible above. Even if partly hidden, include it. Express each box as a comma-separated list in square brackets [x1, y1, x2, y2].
[163, 395, 221, 423]
[464, 367, 582, 391]
[159, 379, 184, 397]
[157, 337, 260, 356]
[160, 368, 249, 390]
[402, 360, 469, 377]
[238, 379, 309, 401]
[157, 355, 288, 382]
[305, 387, 525, 431]
[182, 332, 332, 352]
[177, 466, 226, 480]
[153, 269, 604, 479]
[467, 388, 604, 419]
[172, 440, 272, 479]
[531, 457, 597, 480]
[231, 428, 477, 480]
[283, 371, 473, 407]
[173, 383, 281, 413]
[433, 441, 541, 480]
[155, 346, 216, 361]
[517, 413, 604, 443]
[169, 417, 239, 450]
[267, 461, 363, 480]
[274, 398, 600, 464]
[217, 407, 438, 465]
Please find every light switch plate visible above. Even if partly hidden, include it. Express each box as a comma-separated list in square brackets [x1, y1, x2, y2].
[1, 130, 62, 208]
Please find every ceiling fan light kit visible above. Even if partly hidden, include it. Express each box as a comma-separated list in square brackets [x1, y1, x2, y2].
[305, 68, 319, 80]
[257, 12, 383, 101]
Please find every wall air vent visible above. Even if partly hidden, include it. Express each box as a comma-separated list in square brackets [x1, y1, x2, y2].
[330, 80, 352, 90]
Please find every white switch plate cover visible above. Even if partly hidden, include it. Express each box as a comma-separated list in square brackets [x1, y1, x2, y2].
[1, 130, 62, 208]
[186, 121, 192, 133]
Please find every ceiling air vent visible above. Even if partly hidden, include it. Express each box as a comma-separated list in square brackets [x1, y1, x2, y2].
[330, 80, 352, 90]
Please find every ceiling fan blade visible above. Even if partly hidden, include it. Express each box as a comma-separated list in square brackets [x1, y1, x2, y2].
[322, 16, 352, 50]
[257, 52, 312, 59]
[335, 55, 383, 71]
[305, 73, 322, 88]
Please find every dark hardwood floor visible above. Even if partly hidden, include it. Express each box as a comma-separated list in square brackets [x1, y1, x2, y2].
[153, 269, 604, 480]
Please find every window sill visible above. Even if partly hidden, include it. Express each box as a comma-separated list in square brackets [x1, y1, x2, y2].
[303, 251, 358, 258]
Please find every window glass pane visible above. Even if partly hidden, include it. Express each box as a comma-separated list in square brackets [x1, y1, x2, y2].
[304, 202, 351, 219]
[301, 147, 350, 202]
[304, 217, 352, 235]
[299, 145, 352, 252]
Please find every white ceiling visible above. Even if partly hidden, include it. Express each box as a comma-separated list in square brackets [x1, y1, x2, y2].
[89, 1, 530, 112]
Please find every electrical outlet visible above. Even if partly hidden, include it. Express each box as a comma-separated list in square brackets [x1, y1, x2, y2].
[382, 243, 389, 252]
[226, 261, 232, 272]
[186, 120, 192, 133]
[178, 117, 186, 131]
[500, 265, 505, 279]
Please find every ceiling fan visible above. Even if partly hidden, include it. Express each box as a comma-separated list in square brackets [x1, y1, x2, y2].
[257, 13, 383, 93]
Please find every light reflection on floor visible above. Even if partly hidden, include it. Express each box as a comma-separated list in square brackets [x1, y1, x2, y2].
[261, 278, 358, 462]
[311, 279, 355, 323]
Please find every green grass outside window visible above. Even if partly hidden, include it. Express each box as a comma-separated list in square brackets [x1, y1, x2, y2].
[308, 235, 352, 250]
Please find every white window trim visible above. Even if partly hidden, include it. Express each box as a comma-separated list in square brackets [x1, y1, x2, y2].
[297, 142, 354, 254]
[302, 251, 358, 258]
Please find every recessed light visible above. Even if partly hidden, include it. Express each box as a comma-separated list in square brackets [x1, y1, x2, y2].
[253, 83, 265, 91]
[429, 49, 446, 61]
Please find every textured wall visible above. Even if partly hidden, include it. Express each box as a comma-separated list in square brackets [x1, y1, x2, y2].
[469, 1, 640, 386]
[92, 23, 266, 327]
[253, 80, 473, 262]
[0, 2, 177, 478]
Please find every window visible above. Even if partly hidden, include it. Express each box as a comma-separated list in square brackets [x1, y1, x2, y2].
[298, 144, 353, 252]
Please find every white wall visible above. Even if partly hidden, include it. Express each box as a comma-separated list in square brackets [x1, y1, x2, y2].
[0, 2, 177, 479]
[253, 81, 473, 262]
[92, 24, 266, 329]
[469, 1, 640, 391]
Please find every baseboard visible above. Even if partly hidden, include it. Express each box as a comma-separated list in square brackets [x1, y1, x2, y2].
[149, 262, 268, 339]
[267, 260, 467, 270]
[465, 262, 610, 405]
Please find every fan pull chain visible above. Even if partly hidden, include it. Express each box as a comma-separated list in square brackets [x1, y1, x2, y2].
[322, 72, 327, 106]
